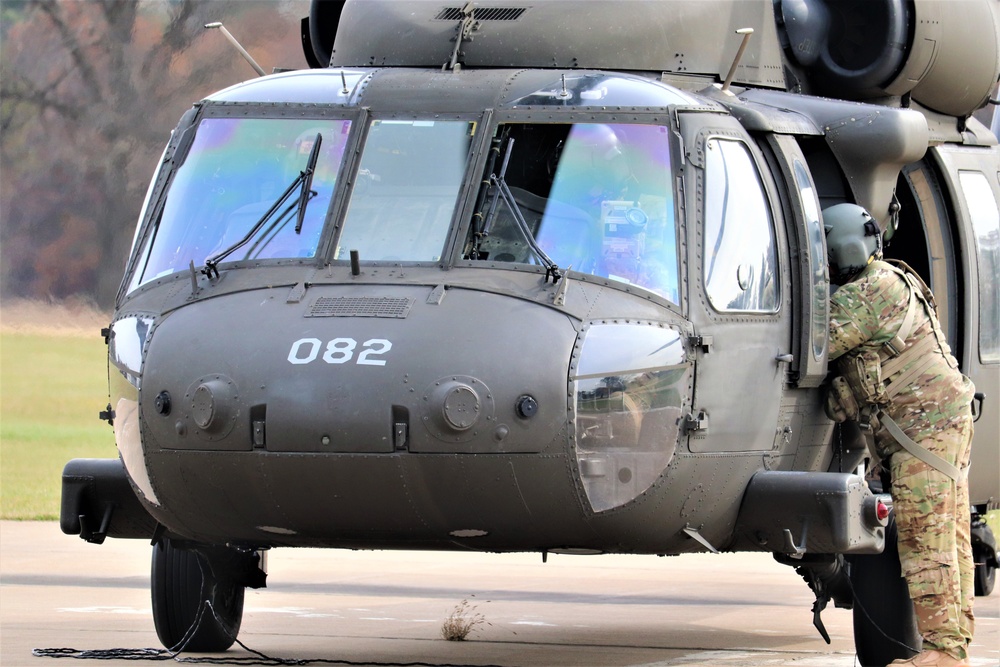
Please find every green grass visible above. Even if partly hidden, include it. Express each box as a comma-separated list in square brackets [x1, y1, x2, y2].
[3, 321, 1000, 537]
[1, 331, 118, 519]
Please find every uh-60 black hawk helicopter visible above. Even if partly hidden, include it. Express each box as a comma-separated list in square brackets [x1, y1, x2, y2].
[61, 0, 999, 664]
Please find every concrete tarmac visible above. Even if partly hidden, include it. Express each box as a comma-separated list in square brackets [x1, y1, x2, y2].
[2, 521, 997, 667]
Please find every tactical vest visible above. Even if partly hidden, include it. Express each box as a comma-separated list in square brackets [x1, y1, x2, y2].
[825, 260, 964, 480]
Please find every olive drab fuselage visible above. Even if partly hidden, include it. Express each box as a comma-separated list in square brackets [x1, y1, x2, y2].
[67, 0, 998, 568]
[107, 67, 816, 552]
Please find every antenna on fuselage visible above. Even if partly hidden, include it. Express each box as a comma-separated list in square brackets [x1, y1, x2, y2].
[445, 2, 479, 71]
[558, 74, 571, 99]
[720, 28, 754, 95]
[204, 22, 267, 77]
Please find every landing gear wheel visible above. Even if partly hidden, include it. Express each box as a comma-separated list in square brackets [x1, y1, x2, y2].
[974, 545, 996, 596]
[151, 539, 244, 652]
[846, 511, 921, 667]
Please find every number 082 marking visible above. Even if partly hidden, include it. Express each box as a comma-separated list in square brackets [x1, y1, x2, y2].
[288, 338, 392, 366]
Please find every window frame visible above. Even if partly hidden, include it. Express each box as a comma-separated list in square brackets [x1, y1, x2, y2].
[453, 111, 684, 310]
[761, 134, 830, 387]
[328, 114, 483, 266]
[121, 104, 362, 297]
[700, 134, 782, 315]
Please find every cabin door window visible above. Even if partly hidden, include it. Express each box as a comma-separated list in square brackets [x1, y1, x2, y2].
[958, 170, 1000, 363]
[702, 138, 780, 313]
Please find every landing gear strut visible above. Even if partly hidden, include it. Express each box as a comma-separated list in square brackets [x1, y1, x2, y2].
[777, 510, 920, 667]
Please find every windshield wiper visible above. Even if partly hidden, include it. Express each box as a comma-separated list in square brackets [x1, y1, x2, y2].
[204, 133, 323, 278]
[480, 138, 562, 282]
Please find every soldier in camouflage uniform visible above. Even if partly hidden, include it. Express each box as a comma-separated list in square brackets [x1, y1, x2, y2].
[824, 204, 975, 667]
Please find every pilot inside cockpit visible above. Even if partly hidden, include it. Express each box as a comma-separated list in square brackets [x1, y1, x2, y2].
[213, 124, 345, 262]
[472, 121, 678, 302]
[538, 124, 634, 275]
[541, 123, 678, 301]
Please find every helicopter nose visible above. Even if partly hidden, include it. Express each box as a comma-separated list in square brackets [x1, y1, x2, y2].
[141, 285, 577, 457]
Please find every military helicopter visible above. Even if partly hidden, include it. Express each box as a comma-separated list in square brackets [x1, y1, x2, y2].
[60, 0, 999, 664]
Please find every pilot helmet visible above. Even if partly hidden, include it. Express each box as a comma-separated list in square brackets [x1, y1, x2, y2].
[574, 123, 624, 166]
[294, 128, 323, 156]
[823, 203, 882, 281]
[559, 124, 631, 201]
[275, 128, 328, 183]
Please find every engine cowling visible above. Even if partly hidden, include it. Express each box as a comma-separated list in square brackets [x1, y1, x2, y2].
[303, 0, 1000, 118]
[779, 0, 1000, 117]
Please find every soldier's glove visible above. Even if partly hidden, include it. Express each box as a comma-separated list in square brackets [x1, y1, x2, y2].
[824, 376, 859, 423]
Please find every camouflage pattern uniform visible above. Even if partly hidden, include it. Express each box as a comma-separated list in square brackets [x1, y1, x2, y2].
[829, 260, 975, 661]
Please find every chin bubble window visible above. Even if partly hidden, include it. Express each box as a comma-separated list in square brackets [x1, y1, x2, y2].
[571, 323, 691, 512]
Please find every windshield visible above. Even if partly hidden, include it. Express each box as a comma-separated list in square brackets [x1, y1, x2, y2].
[334, 120, 476, 263]
[467, 122, 679, 303]
[130, 117, 351, 287]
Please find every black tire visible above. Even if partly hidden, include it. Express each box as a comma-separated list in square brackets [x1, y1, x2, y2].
[151, 539, 244, 652]
[974, 546, 996, 597]
[846, 512, 921, 667]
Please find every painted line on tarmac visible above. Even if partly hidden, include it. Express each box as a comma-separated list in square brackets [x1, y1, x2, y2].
[637, 650, 858, 666]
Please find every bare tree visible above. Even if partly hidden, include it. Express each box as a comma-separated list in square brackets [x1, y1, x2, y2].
[1, 0, 309, 307]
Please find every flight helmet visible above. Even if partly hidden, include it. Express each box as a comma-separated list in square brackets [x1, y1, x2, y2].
[555, 124, 632, 203]
[823, 203, 882, 281]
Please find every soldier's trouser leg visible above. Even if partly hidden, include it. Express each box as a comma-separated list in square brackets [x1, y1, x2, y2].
[956, 449, 974, 647]
[890, 414, 974, 660]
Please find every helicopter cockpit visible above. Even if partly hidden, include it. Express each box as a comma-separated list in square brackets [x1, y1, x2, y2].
[114, 68, 724, 516]
[123, 70, 711, 302]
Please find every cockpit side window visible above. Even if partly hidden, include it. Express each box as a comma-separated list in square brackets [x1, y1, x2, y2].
[129, 117, 352, 290]
[467, 122, 679, 303]
[703, 138, 779, 313]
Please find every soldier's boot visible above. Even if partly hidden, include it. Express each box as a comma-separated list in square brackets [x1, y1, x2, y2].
[889, 649, 970, 667]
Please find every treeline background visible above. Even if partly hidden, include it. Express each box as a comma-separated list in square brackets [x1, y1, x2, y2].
[3, 1, 998, 313]
[1, 0, 312, 310]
